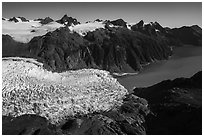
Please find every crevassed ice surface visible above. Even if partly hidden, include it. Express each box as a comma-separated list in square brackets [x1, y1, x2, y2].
[2, 20, 64, 43]
[2, 57, 128, 124]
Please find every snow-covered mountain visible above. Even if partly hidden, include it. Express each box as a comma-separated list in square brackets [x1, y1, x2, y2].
[2, 15, 202, 72]
[2, 16, 107, 43]
[2, 17, 64, 43]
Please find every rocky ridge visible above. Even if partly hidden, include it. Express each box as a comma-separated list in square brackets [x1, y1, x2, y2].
[39, 17, 54, 25]
[3, 15, 201, 73]
[56, 14, 80, 26]
[3, 24, 173, 73]
[8, 17, 29, 22]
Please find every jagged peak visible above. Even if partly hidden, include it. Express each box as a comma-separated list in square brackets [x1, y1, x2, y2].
[62, 14, 68, 18]
[110, 18, 127, 28]
[39, 17, 54, 24]
[7, 16, 29, 22]
[136, 20, 144, 27]
[56, 14, 80, 26]
[94, 19, 103, 22]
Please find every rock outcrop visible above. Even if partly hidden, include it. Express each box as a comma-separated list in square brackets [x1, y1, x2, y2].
[131, 20, 182, 46]
[134, 71, 202, 134]
[40, 17, 54, 24]
[8, 17, 29, 22]
[8, 17, 19, 22]
[110, 19, 127, 28]
[18, 16, 29, 22]
[56, 14, 80, 26]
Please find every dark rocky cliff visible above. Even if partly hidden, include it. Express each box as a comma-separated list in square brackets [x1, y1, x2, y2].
[134, 71, 202, 134]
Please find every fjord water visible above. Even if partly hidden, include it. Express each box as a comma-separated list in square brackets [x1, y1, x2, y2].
[117, 45, 202, 91]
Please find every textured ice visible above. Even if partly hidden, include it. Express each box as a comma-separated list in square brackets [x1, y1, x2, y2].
[2, 57, 128, 124]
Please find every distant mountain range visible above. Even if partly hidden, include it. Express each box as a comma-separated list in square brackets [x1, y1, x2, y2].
[2, 15, 202, 73]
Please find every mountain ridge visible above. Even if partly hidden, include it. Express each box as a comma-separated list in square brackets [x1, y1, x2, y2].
[2, 15, 202, 73]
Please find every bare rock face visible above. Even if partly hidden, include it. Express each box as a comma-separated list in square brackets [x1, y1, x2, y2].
[2, 57, 128, 125]
[8, 17, 29, 22]
[56, 14, 80, 26]
[110, 19, 127, 28]
[40, 17, 54, 25]
[18, 17, 29, 22]
[8, 17, 19, 22]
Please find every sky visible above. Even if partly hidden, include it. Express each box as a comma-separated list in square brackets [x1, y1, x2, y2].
[2, 2, 202, 28]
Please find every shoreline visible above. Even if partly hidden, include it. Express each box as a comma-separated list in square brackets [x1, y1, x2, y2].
[111, 72, 139, 78]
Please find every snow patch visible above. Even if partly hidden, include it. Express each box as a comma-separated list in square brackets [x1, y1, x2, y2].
[69, 22, 105, 36]
[126, 23, 136, 30]
[15, 17, 22, 22]
[155, 29, 160, 32]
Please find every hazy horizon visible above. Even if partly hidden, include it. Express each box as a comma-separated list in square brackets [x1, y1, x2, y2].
[2, 2, 202, 28]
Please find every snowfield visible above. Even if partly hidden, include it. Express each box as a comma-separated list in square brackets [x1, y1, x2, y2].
[2, 57, 128, 124]
[69, 21, 105, 36]
[3, 19, 107, 42]
[2, 20, 64, 43]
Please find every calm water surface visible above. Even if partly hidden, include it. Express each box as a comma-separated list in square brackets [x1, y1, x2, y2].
[117, 45, 202, 90]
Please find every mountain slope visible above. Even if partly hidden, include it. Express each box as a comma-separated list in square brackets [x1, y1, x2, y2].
[133, 71, 202, 134]
[169, 25, 202, 46]
[2, 17, 202, 73]
[23, 26, 172, 73]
